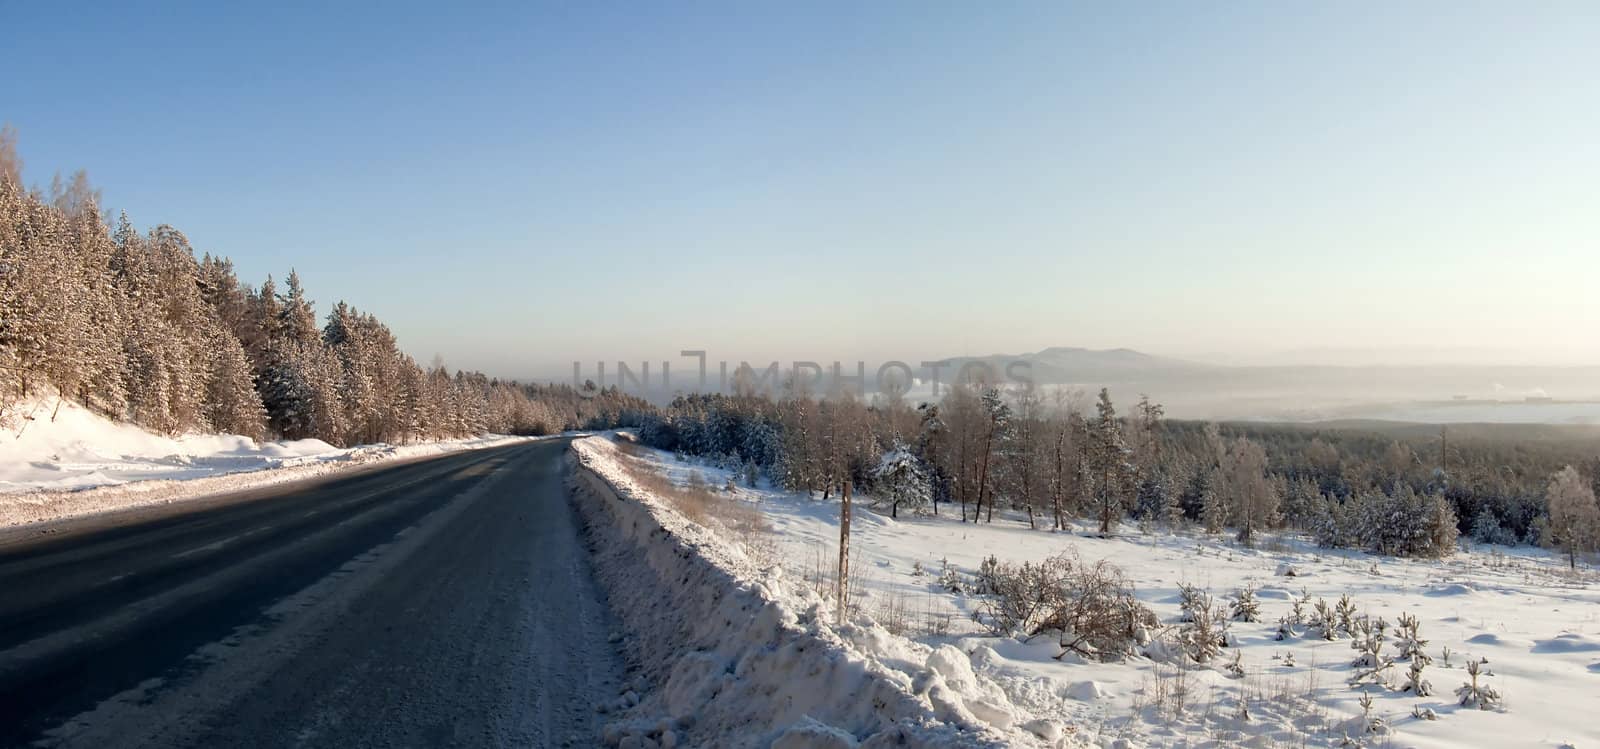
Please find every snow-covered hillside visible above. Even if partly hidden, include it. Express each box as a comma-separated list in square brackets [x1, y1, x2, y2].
[613, 439, 1600, 749]
[1, 397, 532, 527]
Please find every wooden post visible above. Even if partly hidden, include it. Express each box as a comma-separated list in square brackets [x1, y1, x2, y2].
[837, 480, 851, 625]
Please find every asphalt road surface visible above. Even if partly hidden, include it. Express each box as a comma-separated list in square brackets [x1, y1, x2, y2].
[0, 439, 624, 748]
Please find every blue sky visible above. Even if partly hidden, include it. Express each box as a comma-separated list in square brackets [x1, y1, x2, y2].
[6, 2, 1598, 375]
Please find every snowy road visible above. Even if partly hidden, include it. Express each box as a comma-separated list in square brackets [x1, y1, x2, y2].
[0, 439, 624, 748]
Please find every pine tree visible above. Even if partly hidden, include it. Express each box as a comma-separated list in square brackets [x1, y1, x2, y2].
[1198, 423, 1229, 534]
[1085, 388, 1135, 535]
[259, 342, 340, 441]
[279, 269, 320, 348]
[67, 200, 129, 417]
[204, 329, 267, 438]
[254, 275, 283, 357]
[0, 182, 74, 401]
[872, 438, 930, 518]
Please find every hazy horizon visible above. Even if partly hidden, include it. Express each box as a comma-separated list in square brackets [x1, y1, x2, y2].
[9, 2, 1598, 378]
[544, 343, 1600, 382]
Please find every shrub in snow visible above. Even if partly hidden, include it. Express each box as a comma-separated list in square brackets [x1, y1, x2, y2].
[1456, 658, 1502, 710]
[973, 550, 1158, 662]
[1229, 586, 1261, 622]
[974, 555, 1068, 636]
[1411, 704, 1437, 721]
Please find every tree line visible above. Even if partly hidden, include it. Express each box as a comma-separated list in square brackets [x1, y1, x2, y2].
[0, 131, 649, 445]
[636, 378, 1600, 565]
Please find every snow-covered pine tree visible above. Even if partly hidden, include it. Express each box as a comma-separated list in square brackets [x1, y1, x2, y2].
[1198, 423, 1228, 534]
[1230, 586, 1261, 622]
[1470, 507, 1517, 546]
[1281, 475, 1323, 530]
[0, 181, 75, 403]
[67, 201, 129, 418]
[1177, 582, 1206, 623]
[111, 218, 179, 432]
[1180, 594, 1227, 663]
[1402, 658, 1433, 696]
[278, 269, 320, 349]
[871, 438, 930, 518]
[143, 225, 218, 433]
[325, 301, 378, 444]
[1311, 493, 1347, 548]
[1455, 659, 1500, 710]
[204, 328, 267, 439]
[1394, 612, 1430, 664]
[259, 344, 315, 440]
[1085, 388, 1136, 535]
[253, 274, 284, 362]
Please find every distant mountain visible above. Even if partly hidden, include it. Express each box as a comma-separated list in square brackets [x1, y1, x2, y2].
[930, 347, 1214, 383]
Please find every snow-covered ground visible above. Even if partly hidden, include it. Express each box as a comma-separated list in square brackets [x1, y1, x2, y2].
[0, 397, 536, 528]
[612, 440, 1600, 749]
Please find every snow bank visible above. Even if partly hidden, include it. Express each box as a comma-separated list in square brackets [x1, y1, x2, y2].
[568, 436, 1044, 748]
[1, 396, 534, 528]
[1, 397, 347, 493]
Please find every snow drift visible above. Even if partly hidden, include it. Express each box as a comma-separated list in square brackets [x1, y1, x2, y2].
[567, 436, 1043, 748]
